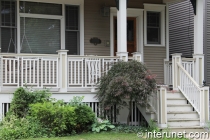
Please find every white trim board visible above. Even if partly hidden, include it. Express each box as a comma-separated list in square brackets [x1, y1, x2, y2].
[110, 7, 144, 61]
[144, 4, 166, 47]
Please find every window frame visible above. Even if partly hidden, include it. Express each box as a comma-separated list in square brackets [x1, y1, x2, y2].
[144, 4, 165, 47]
[0, 0, 17, 53]
[15, 0, 84, 54]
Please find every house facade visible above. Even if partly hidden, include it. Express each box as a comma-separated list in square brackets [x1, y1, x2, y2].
[0, 0, 209, 132]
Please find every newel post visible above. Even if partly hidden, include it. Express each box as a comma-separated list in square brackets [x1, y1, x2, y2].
[132, 52, 142, 62]
[193, 54, 204, 86]
[57, 50, 69, 92]
[200, 86, 209, 126]
[172, 53, 182, 90]
[157, 87, 167, 128]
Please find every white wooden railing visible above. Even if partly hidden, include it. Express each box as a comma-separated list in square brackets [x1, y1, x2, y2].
[165, 58, 195, 85]
[178, 63, 201, 114]
[0, 54, 59, 90]
[171, 54, 209, 126]
[67, 56, 119, 91]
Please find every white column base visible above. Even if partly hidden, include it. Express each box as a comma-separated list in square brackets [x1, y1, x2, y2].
[116, 52, 128, 61]
[132, 52, 142, 62]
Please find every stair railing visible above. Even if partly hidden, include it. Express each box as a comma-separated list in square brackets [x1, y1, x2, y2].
[172, 53, 209, 126]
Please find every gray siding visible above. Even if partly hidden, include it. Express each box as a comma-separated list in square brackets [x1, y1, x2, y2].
[144, 47, 166, 84]
[204, 0, 210, 85]
[169, 0, 194, 58]
[84, 0, 163, 55]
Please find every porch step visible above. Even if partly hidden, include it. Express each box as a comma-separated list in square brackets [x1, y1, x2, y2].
[167, 111, 199, 119]
[167, 118, 200, 127]
[167, 98, 187, 105]
[166, 126, 207, 133]
[167, 91, 185, 98]
[167, 104, 193, 112]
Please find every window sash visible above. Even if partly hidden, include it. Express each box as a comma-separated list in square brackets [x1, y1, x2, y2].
[0, 0, 17, 53]
[147, 11, 161, 44]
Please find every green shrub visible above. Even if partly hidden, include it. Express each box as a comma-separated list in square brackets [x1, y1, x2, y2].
[74, 105, 95, 133]
[96, 60, 157, 125]
[29, 101, 77, 136]
[91, 118, 115, 133]
[8, 87, 51, 118]
[0, 115, 47, 140]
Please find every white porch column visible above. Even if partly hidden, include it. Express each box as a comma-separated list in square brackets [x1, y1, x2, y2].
[194, 0, 204, 54]
[117, 0, 128, 61]
[193, 0, 205, 85]
[57, 50, 68, 92]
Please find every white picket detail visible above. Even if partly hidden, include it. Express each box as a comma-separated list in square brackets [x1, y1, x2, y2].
[148, 91, 158, 114]
[41, 58, 58, 87]
[165, 59, 195, 85]
[1, 54, 59, 89]
[178, 63, 201, 115]
[68, 56, 120, 88]
[2, 57, 20, 86]
[165, 61, 172, 85]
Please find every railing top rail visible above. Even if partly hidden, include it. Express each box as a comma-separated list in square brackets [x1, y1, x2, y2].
[182, 58, 196, 62]
[67, 55, 120, 59]
[0, 53, 58, 57]
[177, 62, 200, 90]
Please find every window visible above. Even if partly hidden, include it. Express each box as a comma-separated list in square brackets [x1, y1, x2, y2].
[147, 12, 160, 44]
[65, 5, 80, 55]
[144, 4, 165, 46]
[20, 1, 62, 54]
[0, 0, 17, 53]
[0, 0, 83, 54]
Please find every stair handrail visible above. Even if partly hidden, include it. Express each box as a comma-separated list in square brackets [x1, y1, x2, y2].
[177, 62, 201, 115]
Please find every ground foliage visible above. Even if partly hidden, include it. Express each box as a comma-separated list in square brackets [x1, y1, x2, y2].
[96, 60, 157, 124]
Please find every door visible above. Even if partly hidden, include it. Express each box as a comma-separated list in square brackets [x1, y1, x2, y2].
[114, 17, 137, 56]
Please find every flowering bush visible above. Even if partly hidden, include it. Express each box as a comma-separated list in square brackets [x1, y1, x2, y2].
[96, 60, 157, 125]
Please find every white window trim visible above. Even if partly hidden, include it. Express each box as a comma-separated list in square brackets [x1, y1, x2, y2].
[17, 0, 84, 55]
[110, 7, 144, 61]
[144, 4, 166, 47]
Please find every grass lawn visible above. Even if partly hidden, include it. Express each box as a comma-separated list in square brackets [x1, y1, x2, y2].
[25, 132, 188, 140]
[26, 133, 140, 140]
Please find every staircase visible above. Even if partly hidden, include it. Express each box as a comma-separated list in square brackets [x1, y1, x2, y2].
[166, 90, 205, 133]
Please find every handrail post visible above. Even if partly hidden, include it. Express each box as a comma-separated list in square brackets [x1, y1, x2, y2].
[57, 50, 69, 92]
[132, 52, 142, 62]
[157, 87, 167, 128]
[193, 54, 204, 86]
[171, 53, 182, 90]
[200, 86, 209, 126]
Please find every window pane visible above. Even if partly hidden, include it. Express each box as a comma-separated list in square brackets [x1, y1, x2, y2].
[66, 31, 79, 55]
[19, 1, 62, 15]
[1, 1, 16, 26]
[1, 28, 16, 53]
[20, 18, 60, 54]
[147, 28, 160, 44]
[66, 5, 79, 30]
[147, 12, 160, 27]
